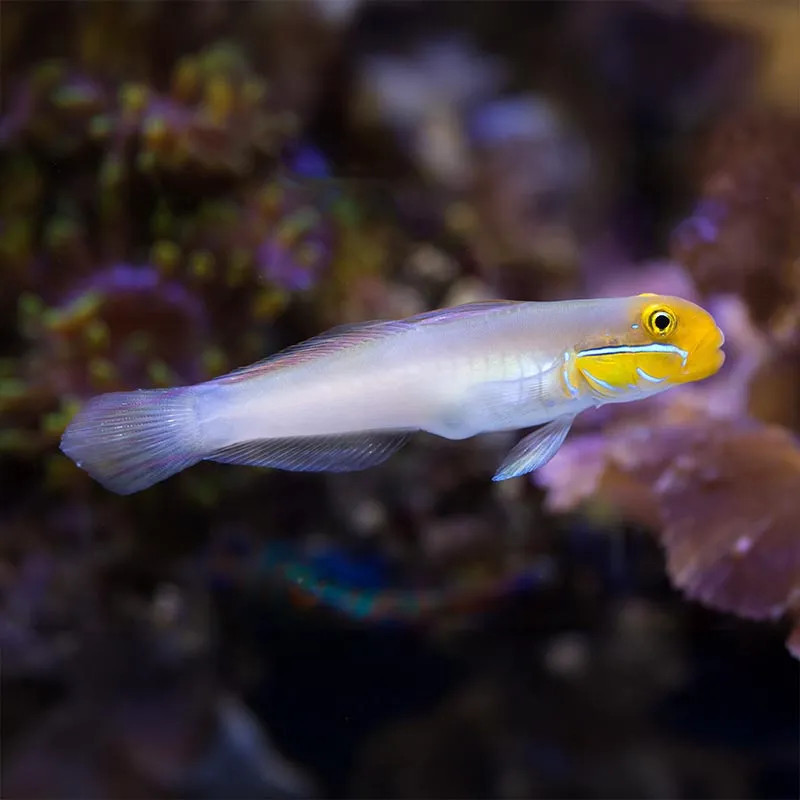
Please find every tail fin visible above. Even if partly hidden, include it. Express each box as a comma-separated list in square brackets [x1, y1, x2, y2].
[60, 387, 203, 495]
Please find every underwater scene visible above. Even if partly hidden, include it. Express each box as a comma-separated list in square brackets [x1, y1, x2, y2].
[1, 1, 799, 797]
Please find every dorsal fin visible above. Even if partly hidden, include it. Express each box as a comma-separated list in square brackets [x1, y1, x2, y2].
[215, 318, 406, 384]
[405, 299, 522, 326]
[215, 300, 522, 384]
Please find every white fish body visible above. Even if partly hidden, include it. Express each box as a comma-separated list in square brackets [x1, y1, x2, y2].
[60, 297, 725, 494]
[203, 301, 588, 443]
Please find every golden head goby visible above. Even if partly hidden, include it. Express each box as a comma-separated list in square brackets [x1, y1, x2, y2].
[571, 293, 725, 401]
[60, 294, 725, 493]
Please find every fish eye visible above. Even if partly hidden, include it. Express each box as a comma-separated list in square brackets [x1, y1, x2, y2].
[645, 308, 676, 336]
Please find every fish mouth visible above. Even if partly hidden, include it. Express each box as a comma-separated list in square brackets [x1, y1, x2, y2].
[708, 325, 725, 354]
[683, 326, 726, 380]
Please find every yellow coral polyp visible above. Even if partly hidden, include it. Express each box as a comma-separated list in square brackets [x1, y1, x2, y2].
[88, 357, 116, 387]
[53, 83, 99, 111]
[18, 293, 45, 320]
[99, 156, 124, 187]
[120, 82, 150, 116]
[277, 208, 320, 246]
[242, 79, 267, 107]
[83, 320, 110, 350]
[44, 292, 102, 333]
[32, 60, 64, 89]
[89, 115, 112, 140]
[251, 288, 289, 321]
[152, 240, 182, 275]
[143, 116, 168, 150]
[202, 347, 227, 377]
[0, 379, 28, 410]
[41, 408, 72, 436]
[204, 76, 235, 126]
[147, 359, 173, 387]
[189, 250, 216, 281]
[44, 218, 81, 252]
[226, 249, 252, 287]
[0, 430, 38, 455]
[172, 57, 200, 101]
[137, 151, 157, 173]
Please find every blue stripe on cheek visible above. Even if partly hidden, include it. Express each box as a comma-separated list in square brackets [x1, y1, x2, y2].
[578, 343, 688, 367]
[562, 351, 580, 398]
[636, 367, 664, 384]
[581, 369, 617, 393]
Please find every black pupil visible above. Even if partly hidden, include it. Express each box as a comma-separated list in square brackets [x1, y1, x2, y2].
[653, 313, 670, 331]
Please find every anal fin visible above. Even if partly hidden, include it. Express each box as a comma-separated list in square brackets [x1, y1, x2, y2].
[205, 431, 411, 473]
[492, 415, 574, 481]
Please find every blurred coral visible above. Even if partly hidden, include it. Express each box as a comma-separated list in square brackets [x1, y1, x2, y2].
[353, 36, 507, 189]
[463, 95, 592, 297]
[540, 416, 800, 659]
[695, 0, 800, 112]
[350, 612, 750, 800]
[0, 35, 394, 467]
[672, 111, 800, 333]
[3, 568, 315, 799]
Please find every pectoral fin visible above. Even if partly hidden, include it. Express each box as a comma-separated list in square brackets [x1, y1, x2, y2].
[492, 415, 575, 481]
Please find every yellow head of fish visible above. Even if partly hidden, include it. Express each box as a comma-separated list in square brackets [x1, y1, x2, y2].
[573, 294, 725, 400]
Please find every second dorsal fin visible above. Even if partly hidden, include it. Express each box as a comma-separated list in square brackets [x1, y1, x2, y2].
[214, 300, 523, 384]
[215, 319, 408, 384]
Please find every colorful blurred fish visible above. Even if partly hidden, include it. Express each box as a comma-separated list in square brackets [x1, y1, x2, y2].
[60, 294, 725, 494]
